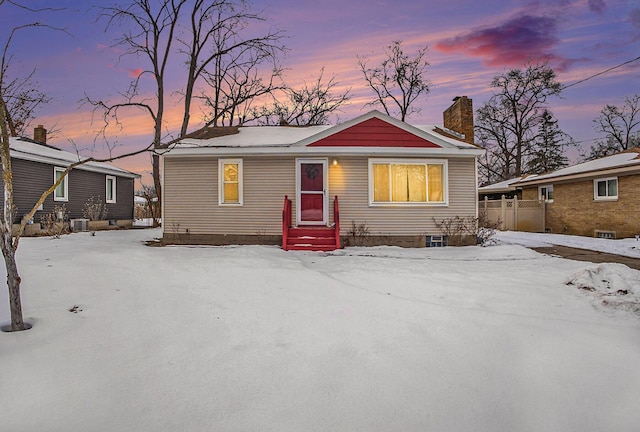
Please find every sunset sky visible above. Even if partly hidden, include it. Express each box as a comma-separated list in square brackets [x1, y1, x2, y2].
[3, 0, 640, 187]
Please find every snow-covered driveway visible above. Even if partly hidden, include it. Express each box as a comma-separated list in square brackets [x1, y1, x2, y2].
[1, 228, 639, 431]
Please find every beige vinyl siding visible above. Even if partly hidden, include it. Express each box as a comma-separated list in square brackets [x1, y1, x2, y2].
[329, 157, 476, 236]
[164, 155, 477, 237]
[164, 156, 295, 235]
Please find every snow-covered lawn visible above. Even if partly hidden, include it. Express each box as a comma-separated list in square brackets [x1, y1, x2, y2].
[1, 228, 640, 431]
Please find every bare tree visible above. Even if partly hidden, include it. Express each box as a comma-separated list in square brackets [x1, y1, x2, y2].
[198, 39, 285, 126]
[0, 1, 67, 331]
[357, 41, 430, 121]
[0, 1, 156, 331]
[252, 68, 351, 126]
[85, 0, 285, 207]
[584, 94, 640, 159]
[475, 63, 562, 183]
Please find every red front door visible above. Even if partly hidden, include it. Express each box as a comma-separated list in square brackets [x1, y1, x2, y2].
[298, 160, 326, 225]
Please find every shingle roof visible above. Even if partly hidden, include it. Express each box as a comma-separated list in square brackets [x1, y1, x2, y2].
[515, 148, 640, 186]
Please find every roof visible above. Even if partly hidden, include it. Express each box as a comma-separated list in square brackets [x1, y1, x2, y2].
[9, 137, 140, 179]
[478, 175, 538, 193]
[164, 110, 484, 157]
[515, 149, 640, 187]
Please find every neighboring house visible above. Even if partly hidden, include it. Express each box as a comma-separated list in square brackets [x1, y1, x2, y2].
[513, 148, 640, 238]
[161, 97, 484, 250]
[1, 125, 140, 234]
[477, 175, 538, 200]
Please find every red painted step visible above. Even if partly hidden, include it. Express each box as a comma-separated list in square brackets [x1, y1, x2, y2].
[285, 226, 339, 251]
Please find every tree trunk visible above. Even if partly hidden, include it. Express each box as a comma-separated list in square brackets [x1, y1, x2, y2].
[152, 153, 162, 227]
[0, 230, 25, 331]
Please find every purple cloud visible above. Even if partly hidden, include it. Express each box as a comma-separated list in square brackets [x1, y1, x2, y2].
[435, 15, 574, 69]
[588, 0, 607, 14]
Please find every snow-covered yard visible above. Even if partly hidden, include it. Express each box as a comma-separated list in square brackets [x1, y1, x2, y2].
[1, 228, 640, 431]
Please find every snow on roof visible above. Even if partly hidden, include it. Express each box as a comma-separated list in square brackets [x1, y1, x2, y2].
[9, 137, 140, 178]
[478, 175, 538, 192]
[170, 111, 481, 154]
[177, 125, 332, 148]
[516, 149, 640, 186]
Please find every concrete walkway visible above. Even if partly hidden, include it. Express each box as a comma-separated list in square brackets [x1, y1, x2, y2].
[532, 245, 640, 270]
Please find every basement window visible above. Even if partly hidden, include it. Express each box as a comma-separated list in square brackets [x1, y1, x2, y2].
[595, 230, 615, 239]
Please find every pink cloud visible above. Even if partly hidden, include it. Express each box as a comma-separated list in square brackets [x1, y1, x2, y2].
[128, 68, 144, 78]
[435, 15, 576, 70]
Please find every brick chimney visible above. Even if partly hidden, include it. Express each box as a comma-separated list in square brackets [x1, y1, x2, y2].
[34, 124, 47, 143]
[443, 96, 474, 145]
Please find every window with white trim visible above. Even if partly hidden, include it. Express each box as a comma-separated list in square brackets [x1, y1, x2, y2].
[106, 175, 117, 203]
[594, 177, 617, 200]
[218, 158, 243, 205]
[54, 167, 68, 202]
[369, 159, 447, 205]
[538, 185, 553, 202]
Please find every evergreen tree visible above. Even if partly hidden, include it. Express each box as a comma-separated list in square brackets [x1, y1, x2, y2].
[526, 110, 571, 174]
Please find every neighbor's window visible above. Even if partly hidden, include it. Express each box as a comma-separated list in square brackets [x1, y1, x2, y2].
[369, 159, 447, 205]
[106, 175, 117, 203]
[594, 177, 617, 200]
[538, 185, 553, 202]
[219, 158, 243, 205]
[54, 167, 68, 202]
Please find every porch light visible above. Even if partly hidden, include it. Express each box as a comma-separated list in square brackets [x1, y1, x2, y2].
[332, 159, 338, 166]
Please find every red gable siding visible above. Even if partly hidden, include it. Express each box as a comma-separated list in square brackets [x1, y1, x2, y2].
[307, 117, 441, 148]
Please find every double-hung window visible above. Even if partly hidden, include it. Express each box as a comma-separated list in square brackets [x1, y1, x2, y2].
[538, 185, 553, 202]
[594, 177, 617, 201]
[218, 158, 243, 206]
[369, 159, 447, 205]
[54, 167, 68, 202]
[106, 176, 117, 203]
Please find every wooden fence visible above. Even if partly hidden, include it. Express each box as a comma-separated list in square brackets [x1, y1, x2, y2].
[479, 196, 545, 232]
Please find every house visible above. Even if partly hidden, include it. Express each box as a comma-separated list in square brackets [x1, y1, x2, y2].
[477, 175, 537, 200]
[513, 148, 640, 238]
[161, 96, 484, 250]
[2, 125, 140, 234]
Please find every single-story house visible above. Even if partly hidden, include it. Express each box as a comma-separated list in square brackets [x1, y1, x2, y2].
[1, 125, 140, 234]
[513, 148, 640, 238]
[161, 96, 484, 250]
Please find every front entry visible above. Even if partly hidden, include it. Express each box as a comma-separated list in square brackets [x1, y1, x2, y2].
[296, 158, 328, 225]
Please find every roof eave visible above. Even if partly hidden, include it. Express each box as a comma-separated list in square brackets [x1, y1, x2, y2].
[162, 145, 484, 158]
[514, 164, 640, 186]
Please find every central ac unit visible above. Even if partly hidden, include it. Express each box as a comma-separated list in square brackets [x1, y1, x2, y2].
[70, 218, 89, 232]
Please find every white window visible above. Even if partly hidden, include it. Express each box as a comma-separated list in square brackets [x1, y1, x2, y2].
[594, 177, 617, 201]
[218, 158, 243, 206]
[54, 167, 68, 202]
[368, 159, 448, 206]
[106, 176, 117, 203]
[538, 185, 553, 202]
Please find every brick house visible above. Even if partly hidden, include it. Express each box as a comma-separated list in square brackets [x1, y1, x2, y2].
[1, 126, 140, 234]
[513, 149, 640, 238]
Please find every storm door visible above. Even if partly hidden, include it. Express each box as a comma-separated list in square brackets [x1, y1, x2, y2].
[296, 158, 328, 225]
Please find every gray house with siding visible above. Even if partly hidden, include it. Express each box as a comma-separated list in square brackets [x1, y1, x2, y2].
[2, 126, 140, 232]
[161, 98, 483, 250]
